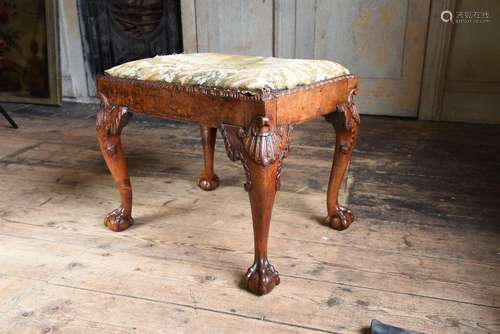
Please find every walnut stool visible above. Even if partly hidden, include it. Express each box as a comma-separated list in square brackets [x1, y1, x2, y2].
[96, 53, 360, 295]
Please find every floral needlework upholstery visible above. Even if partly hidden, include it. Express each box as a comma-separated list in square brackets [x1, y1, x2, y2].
[105, 53, 350, 94]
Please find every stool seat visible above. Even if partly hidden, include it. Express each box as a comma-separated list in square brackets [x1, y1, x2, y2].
[105, 53, 350, 93]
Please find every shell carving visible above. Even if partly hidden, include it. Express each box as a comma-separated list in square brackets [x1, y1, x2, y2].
[239, 116, 281, 166]
[220, 116, 293, 192]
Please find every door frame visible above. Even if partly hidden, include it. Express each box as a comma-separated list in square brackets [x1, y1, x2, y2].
[418, 0, 457, 120]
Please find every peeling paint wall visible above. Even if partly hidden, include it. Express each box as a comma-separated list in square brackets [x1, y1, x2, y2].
[183, 0, 431, 117]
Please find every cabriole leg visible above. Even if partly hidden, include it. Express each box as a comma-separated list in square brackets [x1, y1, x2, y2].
[324, 89, 360, 231]
[197, 125, 220, 191]
[221, 116, 292, 295]
[244, 158, 280, 295]
[96, 93, 134, 232]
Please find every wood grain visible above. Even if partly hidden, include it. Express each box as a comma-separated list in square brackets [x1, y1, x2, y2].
[0, 105, 499, 333]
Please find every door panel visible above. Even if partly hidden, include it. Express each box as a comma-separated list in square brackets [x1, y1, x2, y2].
[277, 0, 431, 117]
[194, 0, 274, 56]
[182, 0, 431, 117]
[313, 0, 407, 79]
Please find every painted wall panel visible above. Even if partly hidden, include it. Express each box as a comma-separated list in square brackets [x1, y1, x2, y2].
[182, 0, 431, 117]
[195, 0, 274, 56]
[313, 0, 407, 79]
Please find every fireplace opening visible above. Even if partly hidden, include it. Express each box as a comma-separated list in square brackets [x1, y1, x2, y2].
[78, 0, 183, 95]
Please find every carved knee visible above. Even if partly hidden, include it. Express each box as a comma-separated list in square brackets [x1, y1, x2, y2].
[219, 116, 293, 191]
[96, 93, 132, 145]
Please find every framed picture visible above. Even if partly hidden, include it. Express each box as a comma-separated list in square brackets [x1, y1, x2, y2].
[0, 0, 61, 105]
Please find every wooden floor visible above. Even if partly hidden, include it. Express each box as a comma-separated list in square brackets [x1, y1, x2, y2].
[0, 103, 499, 334]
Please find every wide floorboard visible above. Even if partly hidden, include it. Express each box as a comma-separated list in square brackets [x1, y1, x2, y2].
[0, 103, 499, 334]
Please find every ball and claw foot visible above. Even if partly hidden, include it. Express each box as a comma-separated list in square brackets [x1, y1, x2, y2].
[197, 174, 220, 191]
[325, 206, 353, 231]
[104, 207, 134, 232]
[244, 258, 280, 295]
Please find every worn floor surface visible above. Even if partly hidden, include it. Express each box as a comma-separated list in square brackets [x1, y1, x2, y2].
[0, 103, 499, 334]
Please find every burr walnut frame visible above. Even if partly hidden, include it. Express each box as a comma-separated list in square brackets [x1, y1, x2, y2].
[96, 74, 360, 295]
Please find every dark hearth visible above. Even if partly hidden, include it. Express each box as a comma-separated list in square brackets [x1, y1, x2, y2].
[78, 0, 183, 94]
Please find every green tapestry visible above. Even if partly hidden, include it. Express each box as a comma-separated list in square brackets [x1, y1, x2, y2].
[106, 53, 350, 94]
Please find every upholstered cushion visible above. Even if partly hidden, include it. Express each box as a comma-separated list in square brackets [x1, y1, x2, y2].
[105, 53, 350, 94]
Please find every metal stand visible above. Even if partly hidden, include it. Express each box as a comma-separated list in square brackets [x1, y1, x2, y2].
[0, 105, 18, 129]
[370, 320, 422, 334]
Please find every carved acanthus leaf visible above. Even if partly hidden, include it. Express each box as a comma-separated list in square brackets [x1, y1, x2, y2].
[324, 88, 360, 130]
[96, 92, 132, 136]
[324, 87, 360, 155]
